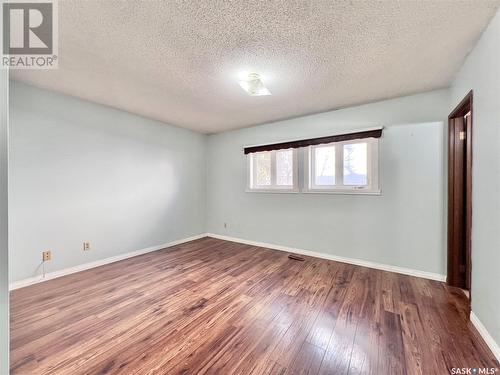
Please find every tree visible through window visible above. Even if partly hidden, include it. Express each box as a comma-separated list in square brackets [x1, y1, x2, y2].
[255, 152, 271, 186]
[248, 149, 297, 191]
[343, 143, 367, 185]
[314, 146, 335, 186]
[247, 138, 378, 194]
[276, 150, 293, 186]
[306, 138, 378, 193]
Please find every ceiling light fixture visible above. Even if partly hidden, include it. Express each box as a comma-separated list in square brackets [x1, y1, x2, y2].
[238, 73, 271, 96]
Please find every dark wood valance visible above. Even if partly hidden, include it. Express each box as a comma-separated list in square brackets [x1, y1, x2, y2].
[244, 128, 383, 154]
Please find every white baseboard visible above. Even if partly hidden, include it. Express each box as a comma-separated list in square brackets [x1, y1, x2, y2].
[207, 233, 446, 282]
[470, 312, 500, 362]
[9, 233, 208, 290]
[10, 232, 446, 289]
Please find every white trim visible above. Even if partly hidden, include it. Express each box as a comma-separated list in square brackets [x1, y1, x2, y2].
[470, 312, 500, 362]
[245, 189, 299, 194]
[9, 233, 208, 290]
[301, 189, 381, 196]
[206, 233, 446, 282]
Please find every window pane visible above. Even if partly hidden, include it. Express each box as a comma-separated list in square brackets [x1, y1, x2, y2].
[254, 152, 271, 186]
[314, 146, 335, 186]
[343, 143, 367, 185]
[276, 149, 293, 186]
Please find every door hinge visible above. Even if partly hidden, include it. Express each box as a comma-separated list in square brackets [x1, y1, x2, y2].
[459, 131, 466, 140]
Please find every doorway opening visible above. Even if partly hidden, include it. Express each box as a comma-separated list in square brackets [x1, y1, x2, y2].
[447, 90, 473, 299]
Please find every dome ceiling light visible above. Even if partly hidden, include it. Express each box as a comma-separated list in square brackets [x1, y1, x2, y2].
[238, 73, 271, 96]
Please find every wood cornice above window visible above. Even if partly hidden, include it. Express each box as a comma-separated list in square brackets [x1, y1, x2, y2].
[243, 127, 383, 154]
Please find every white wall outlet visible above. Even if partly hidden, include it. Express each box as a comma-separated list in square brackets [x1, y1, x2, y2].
[83, 241, 91, 251]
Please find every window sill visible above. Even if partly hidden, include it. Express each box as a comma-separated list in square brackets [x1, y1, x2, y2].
[301, 189, 381, 195]
[245, 189, 300, 194]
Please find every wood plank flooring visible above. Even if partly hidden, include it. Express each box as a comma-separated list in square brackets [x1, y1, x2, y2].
[10, 237, 499, 374]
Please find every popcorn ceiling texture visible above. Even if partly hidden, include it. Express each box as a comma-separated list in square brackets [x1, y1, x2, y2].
[11, 0, 499, 133]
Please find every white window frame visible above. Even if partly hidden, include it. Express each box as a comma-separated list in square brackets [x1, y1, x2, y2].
[246, 149, 299, 193]
[303, 138, 380, 195]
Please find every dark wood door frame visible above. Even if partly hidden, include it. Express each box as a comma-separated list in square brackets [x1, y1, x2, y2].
[447, 90, 473, 295]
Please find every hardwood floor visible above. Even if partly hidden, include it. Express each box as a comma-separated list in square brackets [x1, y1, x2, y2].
[10, 237, 498, 374]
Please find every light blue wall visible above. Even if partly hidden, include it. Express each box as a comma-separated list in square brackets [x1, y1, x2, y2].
[206, 90, 449, 276]
[9, 81, 207, 282]
[450, 9, 500, 347]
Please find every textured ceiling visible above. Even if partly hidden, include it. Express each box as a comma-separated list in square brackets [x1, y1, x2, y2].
[11, 0, 499, 133]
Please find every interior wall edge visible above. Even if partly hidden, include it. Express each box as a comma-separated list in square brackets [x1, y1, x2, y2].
[0, 4, 9, 369]
[0, 64, 9, 375]
[449, 6, 500, 349]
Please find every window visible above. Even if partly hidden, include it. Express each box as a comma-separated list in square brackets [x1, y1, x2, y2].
[247, 149, 298, 192]
[312, 144, 336, 187]
[305, 138, 379, 194]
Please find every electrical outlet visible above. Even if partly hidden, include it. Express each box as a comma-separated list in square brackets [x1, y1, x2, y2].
[83, 241, 91, 251]
[42, 250, 52, 261]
